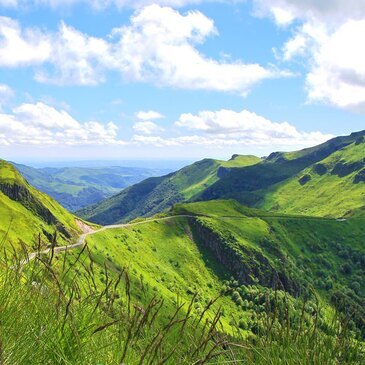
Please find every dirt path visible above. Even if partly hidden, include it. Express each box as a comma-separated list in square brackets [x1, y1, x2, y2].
[19, 213, 342, 267]
[20, 215, 195, 266]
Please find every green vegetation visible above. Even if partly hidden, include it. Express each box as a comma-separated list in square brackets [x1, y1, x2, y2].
[2, 130, 365, 362]
[200, 131, 365, 217]
[15, 163, 169, 211]
[262, 137, 365, 217]
[0, 159, 80, 250]
[80, 130, 365, 225]
[78, 155, 261, 224]
[1, 198, 363, 363]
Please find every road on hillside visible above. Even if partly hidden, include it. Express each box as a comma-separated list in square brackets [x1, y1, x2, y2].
[19, 213, 345, 267]
[19, 215, 195, 266]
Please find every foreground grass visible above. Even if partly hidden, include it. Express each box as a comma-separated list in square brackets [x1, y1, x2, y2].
[0, 246, 363, 364]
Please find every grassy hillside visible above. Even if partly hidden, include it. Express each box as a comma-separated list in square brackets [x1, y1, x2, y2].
[1, 199, 364, 363]
[0, 159, 80, 250]
[15, 163, 169, 212]
[261, 137, 365, 217]
[78, 155, 261, 224]
[198, 130, 365, 217]
[0, 198, 365, 365]
[82, 199, 365, 339]
[79, 131, 365, 225]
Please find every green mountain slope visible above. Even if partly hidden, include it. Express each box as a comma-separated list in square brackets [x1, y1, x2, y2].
[78, 155, 261, 224]
[15, 163, 169, 212]
[261, 136, 365, 217]
[1, 196, 364, 362]
[80, 199, 365, 338]
[198, 130, 365, 217]
[0, 159, 80, 250]
[79, 131, 365, 225]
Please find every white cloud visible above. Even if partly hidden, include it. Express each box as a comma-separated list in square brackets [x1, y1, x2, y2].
[136, 110, 164, 121]
[37, 22, 113, 85]
[133, 121, 165, 135]
[0, 6, 288, 92]
[0, 102, 125, 146]
[0, 0, 226, 10]
[256, 1, 365, 112]
[112, 5, 286, 94]
[0, 18, 113, 85]
[254, 0, 365, 26]
[174, 109, 332, 147]
[0, 16, 51, 67]
[305, 20, 365, 111]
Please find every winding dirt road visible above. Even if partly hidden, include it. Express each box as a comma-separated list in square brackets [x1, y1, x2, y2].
[20, 215, 195, 266]
[20, 212, 343, 267]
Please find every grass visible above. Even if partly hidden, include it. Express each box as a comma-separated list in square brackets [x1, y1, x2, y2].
[262, 141, 365, 217]
[0, 159, 80, 250]
[0, 238, 363, 364]
[78, 200, 365, 344]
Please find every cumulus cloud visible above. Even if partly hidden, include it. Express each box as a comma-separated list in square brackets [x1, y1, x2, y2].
[133, 110, 165, 135]
[0, 16, 51, 67]
[254, 0, 365, 26]
[36, 22, 113, 85]
[112, 5, 286, 94]
[256, 1, 365, 112]
[133, 121, 165, 135]
[0, 102, 125, 146]
[136, 110, 164, 121]
[174, 109, 333, 147]
[0, 6, 287, 92]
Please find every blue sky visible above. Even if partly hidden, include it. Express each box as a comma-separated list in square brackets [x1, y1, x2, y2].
[0, 0, 364, 162]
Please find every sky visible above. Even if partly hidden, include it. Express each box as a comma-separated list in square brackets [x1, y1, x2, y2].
[0, 0, 365, 162]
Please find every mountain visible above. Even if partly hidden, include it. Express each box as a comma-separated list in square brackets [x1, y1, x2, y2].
[200, 130, 365, 217]
[79, 130, 365, 225]
[77, 155, 261, 224]
[0, 159, 80, 250]
[82, 199, 365, 339]
[1, 164, 364, 362]
[3, 199, 363, 363]
[14, 163, 170, 212]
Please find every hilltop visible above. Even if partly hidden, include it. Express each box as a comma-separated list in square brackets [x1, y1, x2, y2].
[200, 130, 365, 217]
[78, 155, 261, 224]
[0, 159, 80, 250]
[79, 130, 365, 224]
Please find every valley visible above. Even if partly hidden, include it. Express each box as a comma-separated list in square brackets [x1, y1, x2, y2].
[0, 131, 364, 364]
[15, 163, 171, 212]
[79, 131, 365, 226]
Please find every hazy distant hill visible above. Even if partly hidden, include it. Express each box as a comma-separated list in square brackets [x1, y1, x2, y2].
[77, 155, 261, 224]
[14, 164, 170, 212]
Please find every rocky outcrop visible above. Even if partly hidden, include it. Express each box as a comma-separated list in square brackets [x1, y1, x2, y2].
[190, 218, 300, 296]
[0, 182, 56, 224]
[313, 163, 328, 176]
[331, 161, 365, 177]
[299, 174, 311, 186]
